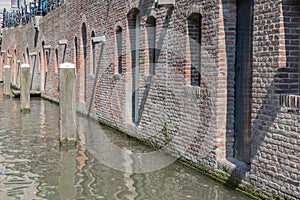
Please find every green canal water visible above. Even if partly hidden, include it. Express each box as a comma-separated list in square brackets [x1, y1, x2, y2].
[0, 85, 252, 200]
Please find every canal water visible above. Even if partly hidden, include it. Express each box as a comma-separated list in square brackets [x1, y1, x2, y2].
[0, 84, 252, 200]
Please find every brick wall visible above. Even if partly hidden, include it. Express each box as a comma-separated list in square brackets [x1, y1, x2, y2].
[1, 0, 299, 199]
[250, 0, 300, 198]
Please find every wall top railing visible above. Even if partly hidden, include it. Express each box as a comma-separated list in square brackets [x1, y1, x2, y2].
[2, 0, 66, 28]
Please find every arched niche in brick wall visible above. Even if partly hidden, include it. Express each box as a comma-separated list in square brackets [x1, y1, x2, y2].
[186, 4, 203, 19]
[114, 21, 124, 75]
[115, 26, 123, 75]
[127, 7, 141, 124]
[74, 36, 79, 74]
[90, 30, 96, 75]
[187, 13, 201, 87]
[81, 22, 88, 102]
[185, 4, 203, 87]
[55, 48, 59, 73]
[13, 49, 17, 85]
[146, 16, 156, 76]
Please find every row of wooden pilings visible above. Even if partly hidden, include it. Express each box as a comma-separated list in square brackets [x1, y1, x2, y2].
[2, 63, 77, 146]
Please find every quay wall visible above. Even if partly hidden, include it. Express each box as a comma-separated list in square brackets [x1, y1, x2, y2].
[0, 0, 299, 199]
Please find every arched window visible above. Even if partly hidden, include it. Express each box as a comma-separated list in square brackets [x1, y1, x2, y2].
[146, 16, 156, 76]
[91, 31, 96, 75]
[26, 48, 30, 65]
[74, 37, 79, 74]
[128, 8, 140, 124]
[116, 26, 123, 74]
[45, 49, 50, 73]
[13, 49, 17, 84]
[82, 23, 88, 101]
[55, 49, 59, 73]
[7, 50, 10, 63]
[38, 52, 41, 72]
[188, 13, 202, 86]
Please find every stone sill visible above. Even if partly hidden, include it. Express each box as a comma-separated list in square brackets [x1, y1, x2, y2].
[218, 157, 250, 180]
[279, 94, 300, 108]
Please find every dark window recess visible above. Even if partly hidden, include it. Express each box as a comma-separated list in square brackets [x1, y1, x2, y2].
[146, 16, 156, 75]
[234, 0, 254, 164]
[82, 23, 87, 101]
[128, 9, 140, 124]
[116, 26, 123, 74]
[188, 13, 202, 86]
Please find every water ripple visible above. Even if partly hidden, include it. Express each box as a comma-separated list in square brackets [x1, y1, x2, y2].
[0, 86, 252, 200]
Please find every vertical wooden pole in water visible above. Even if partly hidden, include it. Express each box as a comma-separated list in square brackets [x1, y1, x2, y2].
[3, 65, 11, 97]
[59, 62, 77, 146]
[20, 64, 31, 111]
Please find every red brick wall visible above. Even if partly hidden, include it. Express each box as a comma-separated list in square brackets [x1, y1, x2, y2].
[250, 0, 300, 198]
[1, 0, 300, 199]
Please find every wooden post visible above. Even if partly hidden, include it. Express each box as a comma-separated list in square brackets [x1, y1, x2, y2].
[20, 64, 30, 111]
[59, 62, 77, 146]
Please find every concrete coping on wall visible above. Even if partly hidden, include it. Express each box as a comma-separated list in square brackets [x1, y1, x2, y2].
[58, 40, 68, 45]
[43, 45, 52, 49]
[92, 36, 105, 44]
[4, 65, 10, 68]
[157, 0, 175, 7]
[60, 63, 75, 69]
[29, 52, 37, 56]
[17, 60, 21, 63]
[21, 64, 30, 68]
[1, 50, 6, 54]
[7, 54, 12, 58]
[218, 157, 250, 179]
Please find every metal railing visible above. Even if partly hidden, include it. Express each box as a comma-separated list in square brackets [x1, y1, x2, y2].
[2, 0, 65, 28]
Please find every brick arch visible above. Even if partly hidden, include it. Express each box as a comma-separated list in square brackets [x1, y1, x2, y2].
[127, 7, 140, 18]
[115, 24, 123, 74]
[80, 14, 87, 28]
[126, 1, 140, 15]
[186, 4, 203, 18]
[114, 21, 124, 31]
[146, 9, 157, 20]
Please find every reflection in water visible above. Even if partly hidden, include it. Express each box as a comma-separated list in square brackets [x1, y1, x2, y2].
[57, 150, 77, 199]
[0, 85, 252, 200]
